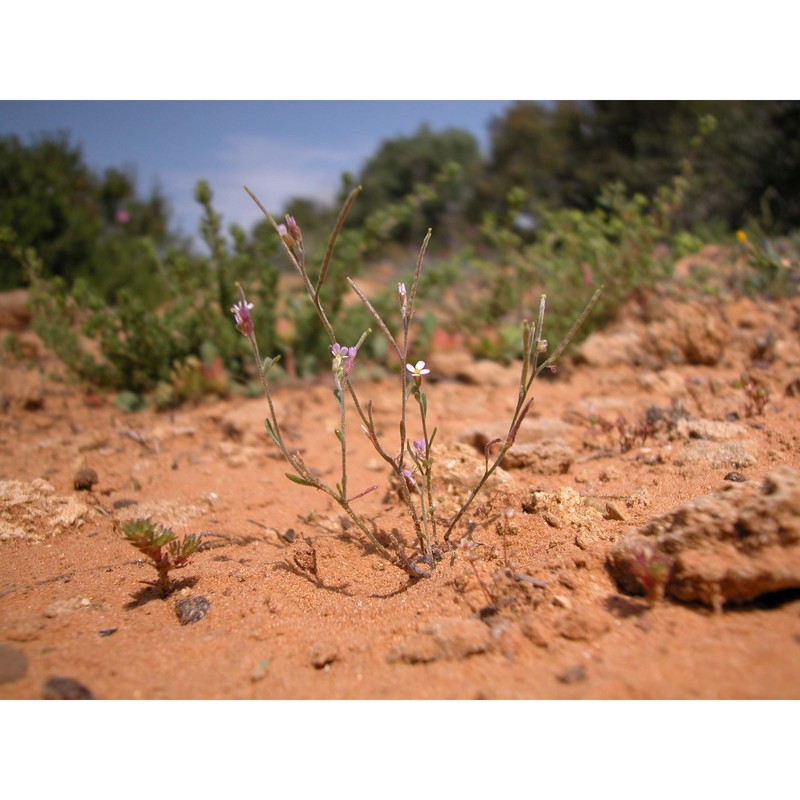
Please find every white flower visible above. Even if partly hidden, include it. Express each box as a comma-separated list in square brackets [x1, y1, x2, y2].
[406, 360, 430, 377]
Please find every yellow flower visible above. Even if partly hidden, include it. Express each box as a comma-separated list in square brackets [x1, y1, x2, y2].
[736, 230, 748, 245]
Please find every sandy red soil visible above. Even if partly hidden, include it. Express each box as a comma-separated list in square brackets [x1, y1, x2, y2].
[1, 272, 799, 700]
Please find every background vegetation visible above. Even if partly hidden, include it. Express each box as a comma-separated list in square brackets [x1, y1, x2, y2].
[2, 101, 798, 403]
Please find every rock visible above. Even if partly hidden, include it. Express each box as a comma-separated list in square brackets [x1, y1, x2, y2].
[310, 644, 340, 669]
[73, 467, 99, 492]
[460, 417, 572, 448]
[459, 421, 574, 474]
[605, 502, 626, 521]
[724, 472, 747, 483]
[646, 300, 728, 366]
[557, 664, 588, 684]
[112, 498, 139, 509]
[675, 418, 748, 441]
[0, 644, 28, 683]
[435, 352, 517, 386]
[607, 467, 800, 610]
[554, 608, 611, 642]
[175, 596, 210, 625]
[522, 487, 603, 530]
[0, 479, 89, 542]
[44, 597, 92, 618]
[42, 676, 95, 699]
[429, 443, 515, 508]
[677, 440, 758, 470]
[0, 289, 32, 331]
[386, 618, 494, 664]
[500, 439, 574, 474]
[575, 330, 644, 368]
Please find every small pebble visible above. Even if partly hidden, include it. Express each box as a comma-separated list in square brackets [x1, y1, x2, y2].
[0, 644, 28, 683]
[251, 659, 270, 682]
[280, 528, 297, 543]
[42, 676, 95, 699]
[112, 498, 139, 509]
[99, 628, 118, 637]
[73, 467, 99, 491]
[724, 471, 747, 482]
[175, 595, 210, 625]
[605, 502, 626, 521]
[557, 664, 588, 684]
[310, 645, 339, 669]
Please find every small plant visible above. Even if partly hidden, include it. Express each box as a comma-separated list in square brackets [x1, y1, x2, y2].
[580, 401, 686, 453]
[234, 185, 600, 579]
[123, 518, 201, 596]
[735, 229, 798, 297]
[627, 540, 674, 606]
[733, 372, 770, 417]
[14, 181, 281, 397]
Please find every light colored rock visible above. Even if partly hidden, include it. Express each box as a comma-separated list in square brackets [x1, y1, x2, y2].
[675, 417, 748, 441]
[0, 479, 89, 541]
[522, 487, 604, 532]
[575, 330, 643, 368]
[434, 442, 515, 500]
[677, 440, 758, 469]
[500, 439, 574, 474]
[386, 618, 494, 664]
[434, 352, 518, 386]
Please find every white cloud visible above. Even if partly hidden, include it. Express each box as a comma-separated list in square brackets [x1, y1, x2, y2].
[162, 132, 367, 243]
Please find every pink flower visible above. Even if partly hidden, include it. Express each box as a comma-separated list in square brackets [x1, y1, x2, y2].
[231, 298, 255, 336]
[401, 468, 417, 488]
[330, 343, 356, 375]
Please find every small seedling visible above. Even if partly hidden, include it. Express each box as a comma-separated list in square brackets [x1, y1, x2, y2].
[123, 518, 201, 596]
[627, 540, 674, 606]
[582, 401, 684, 454]
[733, 373, 770, 417]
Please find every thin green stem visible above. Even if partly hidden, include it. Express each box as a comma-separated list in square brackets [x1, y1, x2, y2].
[337, 381, 348, 502]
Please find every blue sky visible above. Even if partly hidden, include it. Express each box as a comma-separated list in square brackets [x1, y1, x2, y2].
[0, 100, 514, 243]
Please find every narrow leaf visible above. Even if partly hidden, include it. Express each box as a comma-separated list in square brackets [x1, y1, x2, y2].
[285, 473, 316, 487]
[264, 418, 281, 447]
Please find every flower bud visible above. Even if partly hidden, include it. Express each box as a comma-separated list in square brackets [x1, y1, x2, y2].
[231, 298, 255, 337]
[277, 223, 295, 249]
[285, 214, 302, 244]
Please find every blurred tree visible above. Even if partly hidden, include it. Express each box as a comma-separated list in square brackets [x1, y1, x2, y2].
[479, 101, 594, 212]
[0, 131, 178, 296]
[347, 124, 482, 243]
[481, 100, 800, 233]
[0, 132, 99, 288]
